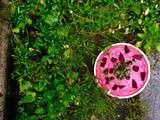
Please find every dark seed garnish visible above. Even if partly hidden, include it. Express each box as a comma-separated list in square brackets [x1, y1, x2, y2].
[106, 80, 109, 84]
[105, 77, 109, 81]
[126, 76, 130, 80]
[140, 72, 146, 81]
[132, 79, 137, 88]
[103, 68, 108, 74]
[119, 85, 125, 89]
[100, 58, 107, 67]
[132, 58, 136, 62]
[102, 57, 107, 61]
[100, 62, 105, 67]
[118, 64, 123, 70]
[111, 57, 117, 63]
[112, 84, 118, 90]
[132, 65, 139, 72]
[109, 68, 114, 73]
[105, 77, 109, 84]
[119, 53, 125, 61]
[124, 45, 130, 53]
[126, 61, 132, 65]
[132, 54, 143, 60]
[110, 76, 114, 80]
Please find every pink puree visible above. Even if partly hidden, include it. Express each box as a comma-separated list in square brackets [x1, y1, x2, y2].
[95, 45, 149, 97]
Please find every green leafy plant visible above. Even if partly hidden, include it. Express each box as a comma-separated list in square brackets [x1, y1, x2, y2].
[10, 0, 150, 120]
[138, 23, 160, 55]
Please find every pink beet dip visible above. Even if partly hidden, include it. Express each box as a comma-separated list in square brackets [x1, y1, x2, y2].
[94, 43, 150, 99]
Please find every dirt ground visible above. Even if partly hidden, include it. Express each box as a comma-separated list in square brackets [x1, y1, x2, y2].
[0, 0, 9, 119]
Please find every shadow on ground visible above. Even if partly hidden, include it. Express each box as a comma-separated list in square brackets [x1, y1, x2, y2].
[5, 45, 17, 120]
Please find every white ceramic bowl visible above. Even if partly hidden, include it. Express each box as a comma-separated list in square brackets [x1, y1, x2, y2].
[94, 43, 150, 99]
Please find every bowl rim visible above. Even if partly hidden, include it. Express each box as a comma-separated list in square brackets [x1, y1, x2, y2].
[94, 43, 151, 99]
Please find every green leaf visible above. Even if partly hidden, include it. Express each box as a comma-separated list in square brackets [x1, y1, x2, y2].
[156, 43, 160, 52]
[64, 48, 73, 60]
[35, 107, 45, 115]
[144, 40, 152, 55]
[30, 116, 37, 120]
[43, 90, 55, 101]
[12, 27, 20, 33]
[19, 95, 36, 104]
[56, 84, 65, 92]
[34, 81, 47, 92]
[137, 33, 145, 39]
[13, 22, 26, 33]
[19, 80, 32, 93]
[27, 18, 32, 25]
[44, 12, 60, 25]
[57, 27, 69, 38]
[132, 3, 141, 15]
[67, 71, 78, 81]
[48, 46, 59, 56]
[32, 40, 44, 47]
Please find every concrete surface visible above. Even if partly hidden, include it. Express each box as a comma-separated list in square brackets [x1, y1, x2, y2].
[140, 53, 160, 120]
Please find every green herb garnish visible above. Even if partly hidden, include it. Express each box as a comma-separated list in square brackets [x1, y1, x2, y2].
[113, 61, 131, 80]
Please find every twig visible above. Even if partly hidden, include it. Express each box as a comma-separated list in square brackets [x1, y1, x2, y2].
[70, 10, 95, 23]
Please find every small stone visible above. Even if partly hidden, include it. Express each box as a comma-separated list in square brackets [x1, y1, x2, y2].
[145, 8, 149, 16]
[70, 10, 73, 14]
